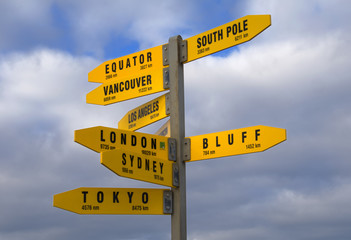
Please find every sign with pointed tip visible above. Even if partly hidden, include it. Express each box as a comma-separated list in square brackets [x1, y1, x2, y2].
[155, 119, 170, 137]
[86, 15, 271, 105]
[88, 15, 271, 85]
[185, 15, 271, 63]
[188, 125, 286, 162]
[53, 187, 171, 215]
[88, 45, 165, 83]
[86, 69, 167, 105]
[101, 149, 174, 187]
[74, 126, 169, 160]
[118, 93, 170, 131]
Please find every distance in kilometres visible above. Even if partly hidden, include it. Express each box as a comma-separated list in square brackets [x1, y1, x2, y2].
[188, 125, 286, 162]
[118, 93, 170, 131]
[101, 149, 175, 187]
[53, 187, 171, 215]
[88, 45, 165, 83]
[87, 15, 270, 86]
[74, 126, 169, 160]
[86, 69, 167, 105]
[185, 15, 271, 62]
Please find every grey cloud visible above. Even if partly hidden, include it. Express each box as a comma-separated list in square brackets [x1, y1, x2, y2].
[0, 0, 58, 53]
[0, 47, 180, 240]
[1, 1, 351, 240]
[182, 2, 351, 239]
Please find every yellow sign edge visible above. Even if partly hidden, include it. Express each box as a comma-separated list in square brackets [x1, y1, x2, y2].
[100, 148, 175, 188]
[53, 187, 170, 215]
[187, 125, 286, 162]
[118, 93, 170, 131]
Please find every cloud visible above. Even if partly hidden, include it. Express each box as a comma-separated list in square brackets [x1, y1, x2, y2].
[0, 0, 59, 53]
[0, 47, 174, 240]
[0, 0, 197, 58]
[51, 0, 199, 58]
[182, 1, 351, 239]
[244, 0, 351, 36]
[1, 1, 351, 240]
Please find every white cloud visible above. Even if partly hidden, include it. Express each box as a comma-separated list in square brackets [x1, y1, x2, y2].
[182, 2, 351, 239]
[0, 49, 172, 240]
[185, 31, 351, 137]
[1, 1, 351, 240]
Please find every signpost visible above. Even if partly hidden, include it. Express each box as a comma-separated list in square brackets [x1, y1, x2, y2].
[118, 93, 170, 131]
[185, 15, 271, 62]
[54, 187, 172, 215]
[167, 35, 187, 240]
[55, 14, 284, 240]
[188, 125, 286, 162]
[74, 126, 169, 160]
[101, 149, 175, 187]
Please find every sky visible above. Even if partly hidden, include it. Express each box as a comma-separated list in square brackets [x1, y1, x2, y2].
[0, 0, 351, 239]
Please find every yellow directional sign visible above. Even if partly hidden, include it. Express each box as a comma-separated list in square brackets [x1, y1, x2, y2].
[53, 187, 171, 215]
[74, 126, 169, 160]
[188, 125, 286, 162]
[86, 68, 167, 105]
[118, 93, 170, 131]
[155, 120, 170, 137]
[101, 149, 174, 187]
[88, 45, 165, 83]
[185, 15, 271, 63]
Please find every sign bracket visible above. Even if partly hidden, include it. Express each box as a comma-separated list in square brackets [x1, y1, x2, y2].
[180, 40, 188, 63]
[163, 67, 170, 89]
[165, 92, 171, 115]
[168, 138, 177, 161]
[162, 41, 187, 66]
[162, 44, 169, 66]
[183, 138, 191, 161]
[172, 163, 179, 187]
[163, 190, 173, 214]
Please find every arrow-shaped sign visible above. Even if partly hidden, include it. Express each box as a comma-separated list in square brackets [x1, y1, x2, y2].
[86, 69, 167, 105]
[86, 15, 270, 105]
[185, 15, 271, 62]
[88, 15, 271, 84]
[88, 45, 166, 83]
[54, 187, 172, 215]
[118, 93, 170, 131]
[101, 149, 175, 187]
[74, 126, 169, 160]
[155, 119, 170, 137]
[188, 125, 286, 162]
